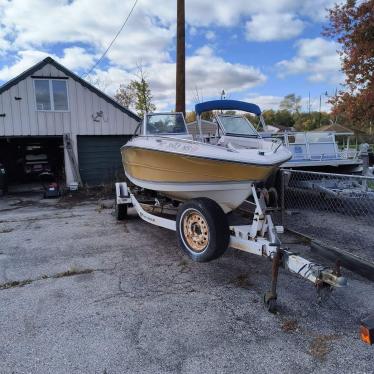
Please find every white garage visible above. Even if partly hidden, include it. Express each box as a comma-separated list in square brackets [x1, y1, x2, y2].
[0, 57, 140, 190]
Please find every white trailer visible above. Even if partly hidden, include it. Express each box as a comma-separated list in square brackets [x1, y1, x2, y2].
[115, 182, 347, 312]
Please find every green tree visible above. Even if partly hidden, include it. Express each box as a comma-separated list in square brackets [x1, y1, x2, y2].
[114, 66, 156, 117]
[274, 110, 295, 128]
[294, 112, 332, 131]
[185, 111, 196, 123]
[262, 110, 276, 126]
[279, 94, 302, 113]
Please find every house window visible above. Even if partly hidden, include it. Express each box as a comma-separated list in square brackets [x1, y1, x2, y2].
[34, 79, 69, 111]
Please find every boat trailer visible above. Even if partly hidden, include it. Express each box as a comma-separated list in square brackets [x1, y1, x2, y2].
[115, 182, 347, 312]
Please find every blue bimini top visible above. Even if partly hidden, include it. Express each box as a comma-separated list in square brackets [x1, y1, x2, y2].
[195, 99, 261, 116]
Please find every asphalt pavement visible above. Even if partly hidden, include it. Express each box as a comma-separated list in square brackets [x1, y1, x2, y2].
[0, 192, 373, 374]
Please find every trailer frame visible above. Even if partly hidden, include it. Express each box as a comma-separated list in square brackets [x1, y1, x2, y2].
[115, 182, 347, 312]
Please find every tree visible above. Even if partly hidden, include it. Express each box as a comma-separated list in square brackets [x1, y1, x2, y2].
[324, 0, 374, 130]
[294, 112, 331, 131]
[114, 84, 134, 108]
[130, 78, 156, 117]
[274, 110, 295, 128]
[185, 111, 196, 123]
[279, 94, 302, 113]
[262, 110, 276, 126]
[114, 66, 156, 117]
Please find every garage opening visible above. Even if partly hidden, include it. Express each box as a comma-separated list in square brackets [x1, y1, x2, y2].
[0, 136, 64, 194]
[77, 135, 130, 186]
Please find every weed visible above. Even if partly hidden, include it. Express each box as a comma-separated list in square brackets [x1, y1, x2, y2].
[53, 268, 94, 278]
[178, 259, 189, 272]
[0, 268, 94, 291]
[0, 279, 32, 290]
[281, 319, 298, 332]
[232, 274, 251, 289]
[309, 334, 339, 361]
[0, 228, 13, 234]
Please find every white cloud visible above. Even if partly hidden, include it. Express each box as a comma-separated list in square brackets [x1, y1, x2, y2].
[0, 0, 343, 60]
[90, 46, 266, 111]
[0, 48, 96, 81]
[0, 50, 50, 81]
[277, 37, 342, 83]
[245, 13, 304, 41]
[243, 94, 332, 112]
[244, 95, 284, 110]
[205, 30, 216, 41]
[58, 47, 96, 71]
[0, 0, 344, 110]
[0, 0, 174, 69]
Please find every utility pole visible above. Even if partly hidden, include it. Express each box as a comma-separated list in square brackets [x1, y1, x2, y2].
[308, 91, 311, 117]
[318, 95, 322, 127]
[220, 89, 226, 113]
[176, 0, 185, 115]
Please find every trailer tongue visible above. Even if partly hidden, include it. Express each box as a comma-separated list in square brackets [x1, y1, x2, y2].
[115, 182, 347, 312]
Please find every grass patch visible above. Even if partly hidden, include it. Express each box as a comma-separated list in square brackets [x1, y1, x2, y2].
[0, 268, 94, 291]
[232, 274, 251, 289]
[281, 319, 299, 332]
[309, 335, 339, 361]
[0, 279, 32, 290]
[53, 268, 94, 278]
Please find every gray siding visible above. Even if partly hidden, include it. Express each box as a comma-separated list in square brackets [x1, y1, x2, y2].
[0, 63, 139, 137]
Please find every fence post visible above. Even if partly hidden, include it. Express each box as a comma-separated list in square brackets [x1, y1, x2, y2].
[280, 169, 285, 227]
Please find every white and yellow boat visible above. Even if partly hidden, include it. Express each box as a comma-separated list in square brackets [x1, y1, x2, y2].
[121, 100, 291, 213]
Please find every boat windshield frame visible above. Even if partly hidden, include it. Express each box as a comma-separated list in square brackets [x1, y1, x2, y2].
[143, 112, 188, 136]
[215, 114, 260, 138]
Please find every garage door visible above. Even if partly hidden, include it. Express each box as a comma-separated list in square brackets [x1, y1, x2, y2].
[77, 135, 130, 185]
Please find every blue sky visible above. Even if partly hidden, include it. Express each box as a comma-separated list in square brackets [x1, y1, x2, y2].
[0, 0, 344, 112]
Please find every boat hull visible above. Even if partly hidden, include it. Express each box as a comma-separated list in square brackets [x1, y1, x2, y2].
[122, 147, 274, 183]
[125, 173, 254, 213]
[122, 146, 276, 212]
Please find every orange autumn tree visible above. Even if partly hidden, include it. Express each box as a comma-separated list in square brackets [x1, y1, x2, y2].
[324, 0, 374, 131]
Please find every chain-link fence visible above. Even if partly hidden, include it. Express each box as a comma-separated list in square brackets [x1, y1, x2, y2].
[281, 169, 374, 220]
[280, 169, 374, 262]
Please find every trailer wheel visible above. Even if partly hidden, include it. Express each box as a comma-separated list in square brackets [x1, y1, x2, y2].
[176, 198, 229, 262]
[114, 199, 127, 221]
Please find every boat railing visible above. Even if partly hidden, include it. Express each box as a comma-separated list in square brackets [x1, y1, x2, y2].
[270, 131, 359, 162]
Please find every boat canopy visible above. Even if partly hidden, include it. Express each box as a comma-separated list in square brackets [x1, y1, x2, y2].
[195, 100, 261, 116]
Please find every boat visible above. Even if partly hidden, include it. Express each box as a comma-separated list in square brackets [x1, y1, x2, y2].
[193, 107, 362, 174]
[121, 100, 292, 213]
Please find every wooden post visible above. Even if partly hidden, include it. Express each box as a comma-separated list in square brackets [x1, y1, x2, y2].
[176, 0, 185, 116]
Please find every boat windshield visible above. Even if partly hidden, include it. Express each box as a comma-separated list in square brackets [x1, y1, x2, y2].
[217, 115, 258, 137]
[146, 113, 187, 135]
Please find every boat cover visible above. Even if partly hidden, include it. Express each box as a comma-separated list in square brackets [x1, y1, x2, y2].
[195, 100, 261, 116]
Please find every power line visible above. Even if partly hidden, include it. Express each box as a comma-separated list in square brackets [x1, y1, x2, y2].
[81, 0, 139, 79]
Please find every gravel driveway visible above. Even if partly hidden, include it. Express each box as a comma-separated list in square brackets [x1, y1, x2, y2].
[0, 192, 373, 374]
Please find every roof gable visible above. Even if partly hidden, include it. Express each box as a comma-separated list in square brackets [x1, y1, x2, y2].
[0, 57, 140, 121]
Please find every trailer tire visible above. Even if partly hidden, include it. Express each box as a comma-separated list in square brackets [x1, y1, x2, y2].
[114, 199, 127, 221]
[176, 198, 229, 262]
